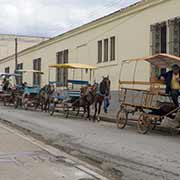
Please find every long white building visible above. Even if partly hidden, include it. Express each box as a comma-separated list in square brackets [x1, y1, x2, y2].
[0, 0, 180, 116]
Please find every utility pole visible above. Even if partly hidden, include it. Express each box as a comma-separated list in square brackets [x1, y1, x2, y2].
[15, 38, 18, 72]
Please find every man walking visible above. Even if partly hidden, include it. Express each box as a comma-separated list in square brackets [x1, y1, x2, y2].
[160, 64, 180, 106]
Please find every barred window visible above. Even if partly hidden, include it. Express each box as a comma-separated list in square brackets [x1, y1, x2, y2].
[104, 39, 108, 62]
[56, 49, 68, 86]
[150, 22, 167, 55]
[97, 40, 102, 63]
[33, 58, 41, 86]
[110, 36, 115, 61]
[63, 49, 68, 86]
[5, 67, 10, 73]
[168, 17, 180, 57]
[150, 22, 167, 77]
[16, 63, 23, 85]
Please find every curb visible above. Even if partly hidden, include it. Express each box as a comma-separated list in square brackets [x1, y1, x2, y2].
[0, 120, 109, 180]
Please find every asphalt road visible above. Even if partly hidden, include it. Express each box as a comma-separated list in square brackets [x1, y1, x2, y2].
[0, 123, 107, 180]
[0, 106, 180, 180]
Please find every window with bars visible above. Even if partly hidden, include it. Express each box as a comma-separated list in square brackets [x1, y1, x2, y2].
[56, 49, 68, 86]
[97, 40, 102, 63]
[5, 67, 10, 73]
[104, 39, 108, 62]
[150, 22, 167, 76]
[150, 22, 167, 55]
[33, 58, 41, 86]
[110, 36, 115, 61]
[16, 63, 23, 85]
[97, 36, 116, 63]
[168, 17, 180, 57]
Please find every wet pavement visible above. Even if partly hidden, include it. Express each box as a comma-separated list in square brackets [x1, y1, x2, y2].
[0, 122, 108, 180]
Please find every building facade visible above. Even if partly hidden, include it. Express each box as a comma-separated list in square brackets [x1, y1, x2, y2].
[0, 0, 180, 92]
[0, 34, 49, 60]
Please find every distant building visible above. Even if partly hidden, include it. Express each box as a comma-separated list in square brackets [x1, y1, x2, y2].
[0, 34, 49, 59]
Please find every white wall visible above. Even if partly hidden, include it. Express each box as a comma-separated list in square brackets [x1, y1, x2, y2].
[0, 34, 48, 59]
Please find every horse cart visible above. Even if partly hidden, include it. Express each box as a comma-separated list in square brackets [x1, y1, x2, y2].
[14, 70, 43, 110]
[0, 73, 21, 106]
[48, 63, 96, 118]
[116, 54, 180, 134]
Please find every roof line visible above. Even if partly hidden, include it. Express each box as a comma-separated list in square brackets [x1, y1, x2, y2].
[0, 33, 50, 39]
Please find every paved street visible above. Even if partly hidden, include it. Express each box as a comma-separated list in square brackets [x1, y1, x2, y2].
[0, 121, 108, 180]
[0, 106, 180, 180]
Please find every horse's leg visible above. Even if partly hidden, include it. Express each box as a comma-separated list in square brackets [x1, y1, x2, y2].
[87, 104, 91, 121]
[83, 105, 87, 119]
[41, 99, 44, 112]
[97, 101, 103, 122]
[93, 101, 97, 122]
[44, 101, 47, 112]
[40, 99, 42, 111]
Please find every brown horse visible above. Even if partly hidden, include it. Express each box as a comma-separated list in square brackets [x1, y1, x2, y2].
[74, 76, 111, 121]
[38, 84, 55, 111]
[93, 76, 111, 121]
[72, 84, 97, 120]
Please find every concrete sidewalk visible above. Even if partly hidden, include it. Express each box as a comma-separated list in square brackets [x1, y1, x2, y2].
[0, 123, 108, 180]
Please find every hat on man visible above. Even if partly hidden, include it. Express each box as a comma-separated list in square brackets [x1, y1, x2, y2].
[172, 64, 180, 70]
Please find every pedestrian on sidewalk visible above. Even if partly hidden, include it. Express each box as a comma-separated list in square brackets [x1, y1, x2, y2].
[101, 75, 111, 113]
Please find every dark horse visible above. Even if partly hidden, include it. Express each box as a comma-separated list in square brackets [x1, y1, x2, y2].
[93, 76, 111, 121]
[72, 84, 97, 120]
[38, 84, 54, 111]
[74, 76, 111, 121]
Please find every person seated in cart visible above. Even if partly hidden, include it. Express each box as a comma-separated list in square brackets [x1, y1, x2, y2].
[160, 64, 180, 107]
[22, 82, 27, 89]
[2, 77, 10, 91]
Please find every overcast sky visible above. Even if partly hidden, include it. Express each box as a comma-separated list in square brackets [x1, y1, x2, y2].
[0, 0, 140, 37]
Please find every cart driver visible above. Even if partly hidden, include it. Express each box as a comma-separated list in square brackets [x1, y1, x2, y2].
[160, 64, 180, 107]
[2, 77, 10, 91]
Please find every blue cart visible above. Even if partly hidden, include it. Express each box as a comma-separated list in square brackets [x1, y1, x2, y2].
[48, 63, 96, 118]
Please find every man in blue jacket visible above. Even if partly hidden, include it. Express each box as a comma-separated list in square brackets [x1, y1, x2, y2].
[160, 64, 180, 106]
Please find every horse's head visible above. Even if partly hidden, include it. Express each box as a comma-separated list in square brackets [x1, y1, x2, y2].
[81, 84, 97, 97]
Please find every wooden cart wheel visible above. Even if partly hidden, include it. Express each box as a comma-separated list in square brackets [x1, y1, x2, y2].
[14, 97, 19, 109]
[49, 102, 56, 116]
[116, 108, 128, 129]
[63, 103, 69, 118]
[3, 97, 7, 106]
[151, 120, 158, 130]
[75, 106, 80, 116]
[23, 102, 28, 110]
[137, 113, 151, 134]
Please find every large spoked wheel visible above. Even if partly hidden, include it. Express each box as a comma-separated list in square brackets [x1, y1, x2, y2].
[14, 97, 19, 109]
[49, 103, 56, 116]
[23, 102, 28, 110]
[63, 103, 69, 118]
[74, 106, 80, 116]
[3, 97, 7, 106]
[22, 94, 28, 110]
[116, 108, 128, 129]
[137, 113, 151, 134]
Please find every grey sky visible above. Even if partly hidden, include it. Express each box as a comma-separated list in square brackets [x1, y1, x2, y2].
[0, 0, 140, 37]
